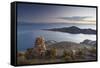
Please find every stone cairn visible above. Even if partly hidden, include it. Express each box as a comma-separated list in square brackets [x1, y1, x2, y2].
[34, 36, 47, 57]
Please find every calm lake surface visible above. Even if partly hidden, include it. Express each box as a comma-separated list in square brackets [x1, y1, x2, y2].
[17, 23, 96, 51]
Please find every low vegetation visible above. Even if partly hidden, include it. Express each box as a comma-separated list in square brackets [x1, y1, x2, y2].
[62, 50, 72, 60]
[49, 48, 57, 59]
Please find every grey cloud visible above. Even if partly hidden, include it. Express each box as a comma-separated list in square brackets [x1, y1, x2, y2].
[58, 16, 92, 21]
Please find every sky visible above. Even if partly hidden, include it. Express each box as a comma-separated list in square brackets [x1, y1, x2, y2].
[17, 3, 96, 24]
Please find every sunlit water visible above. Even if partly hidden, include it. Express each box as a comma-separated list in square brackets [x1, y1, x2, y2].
[17, 23, 96, 51]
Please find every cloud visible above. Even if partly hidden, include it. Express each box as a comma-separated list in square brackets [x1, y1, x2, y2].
[58, 16, 94, 21]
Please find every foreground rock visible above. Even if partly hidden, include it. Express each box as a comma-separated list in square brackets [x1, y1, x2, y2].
[33, 36, 47, 56]
[44, 26, 96, 34]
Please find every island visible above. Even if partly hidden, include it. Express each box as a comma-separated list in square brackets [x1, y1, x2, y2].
[43, 26, 96, 34]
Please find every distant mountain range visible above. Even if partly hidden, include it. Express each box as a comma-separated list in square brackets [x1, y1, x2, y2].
[44, 26, 96, 34]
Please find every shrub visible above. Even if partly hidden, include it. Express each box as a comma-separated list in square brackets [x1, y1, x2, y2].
[50, 48, 57, 59]
[45, 50, 51, 57]
[75, 48, 86, 59]
[17, 53, 29, 65]
[25, 48, 34, 59]
[76, 48, 84, 55]
[62, 50, 72, 60]
[63, 50, 67, 57]
[89, 47, 96, 54]
[63, 50, 73, 56]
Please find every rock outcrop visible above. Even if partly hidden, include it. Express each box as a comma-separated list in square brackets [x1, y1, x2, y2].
[80, 39, 96, 46]
[33, 36, 47, 56]
[45, 40, 57, 45]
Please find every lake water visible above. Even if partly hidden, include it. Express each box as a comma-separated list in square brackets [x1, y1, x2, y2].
[17, 23, 96, 51]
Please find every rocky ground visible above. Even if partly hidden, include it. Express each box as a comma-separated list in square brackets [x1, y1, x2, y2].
[17, 40, 97, 65]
